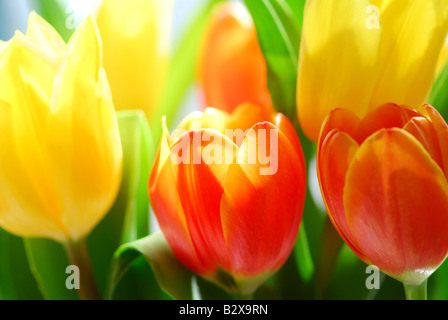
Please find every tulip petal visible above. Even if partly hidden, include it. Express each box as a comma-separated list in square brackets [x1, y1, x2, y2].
[0, 98, 68, 240]
[318, 108, 360, 151]
[417, 104, 448, 179]
[171, 108, 230, 140]
[369, 0, 448, 109]
[199, 2, 271, 112]
[353, 103, 419, 143]
[174, 129, 239, 272]
[25, 11, 65, 58]
[344, 128, 448, 284]
[48, 16, 122, 240]
[271, 113, 305, 164]
[317, 129, 364, 259]
[403, 117, 446, 177]
[149, 127, 212, 275]
[221, 122, 305, 276]
[97, 0, 173, 118]
[0, 34, 68, 240]
[225, 103, 275, 147]
[297, 0, 382, 141]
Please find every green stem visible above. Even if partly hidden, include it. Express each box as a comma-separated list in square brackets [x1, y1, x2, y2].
[63, 238, 101, 300]
[403, 280, 428, 300]
[315, 217, 343, 298]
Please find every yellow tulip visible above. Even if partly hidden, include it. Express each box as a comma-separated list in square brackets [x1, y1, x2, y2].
[0, 13, 122, 242]
[96, 0, 173, 119]
[297, 0, 448, 142]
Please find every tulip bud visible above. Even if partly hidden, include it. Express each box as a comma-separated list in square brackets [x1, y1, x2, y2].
[198, 2, 272, 113]
[317, 103, 448, 286]
[0, 13, 122, 242]
[149, 103, 306, 295]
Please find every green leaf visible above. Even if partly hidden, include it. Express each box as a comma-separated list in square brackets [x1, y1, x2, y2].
[294, 224, 314, 284]
[23, 238, 77, 300]
[86, 110, 155, 296]
[151, 0, 225, 141]
[326, 245, 404, 300]
[114, 110, 155, 244]
[106, 232, 194, 300]
[283, 0, 306, 29]
[428, 258, 448, 300]
[243, 0, 303, 121]
[24, 111, 155, 299]
[429, 62, 448, 118]
[0, 228, 43, 300]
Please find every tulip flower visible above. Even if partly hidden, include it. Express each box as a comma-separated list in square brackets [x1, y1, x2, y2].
[96, 0, 173, 119]
[317, 103, 448, 298]
[149, 103, 306, 295]
[0, 12, 122, 243]
[0, 13, 122, 301]
[198, 2, 272, 113]
[297, 0, 448, 142]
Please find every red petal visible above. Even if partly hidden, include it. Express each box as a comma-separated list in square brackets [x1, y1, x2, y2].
[149, 128, 214, 274]
[352, 103, 419, 143]
[174, 130, 238, 272]
[220, 122, 306, 276]
[317, 129, 364, 259]
[344, 128, 448, 282]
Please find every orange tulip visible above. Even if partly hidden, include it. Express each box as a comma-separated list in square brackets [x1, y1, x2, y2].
[198, 2, 272, 113]
[149, 103, 306, 294]
[317, 103, 448, 286]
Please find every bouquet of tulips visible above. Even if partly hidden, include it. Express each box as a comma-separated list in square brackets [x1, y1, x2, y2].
[0, 0, 447, 301]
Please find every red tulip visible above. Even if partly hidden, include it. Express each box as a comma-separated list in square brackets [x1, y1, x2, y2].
[149, 103, 306, 294]
[317, 103, 448, 285]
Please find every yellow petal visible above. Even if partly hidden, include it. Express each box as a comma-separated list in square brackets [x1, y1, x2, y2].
[0, 98, 69, 240]
[0, 34, 67, 240]
[25, 11, 66, 57]
[436, 35, 448, 77]
[297, 0, 382, 142]
[369, 0, 448, 109]
[96, 0, 173, 118]
[48, 16, 122, 240]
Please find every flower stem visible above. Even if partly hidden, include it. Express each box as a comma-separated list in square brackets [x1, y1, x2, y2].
[315, 217, 342, 298]
[64, 238, 101, 300]
[403, 280, 428, 300]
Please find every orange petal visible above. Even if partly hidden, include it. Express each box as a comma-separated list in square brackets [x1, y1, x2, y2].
[220, 122, 306, 276]
[317, 129, 363, 259]
[403, 116, 446, 176]
[173, 129, 238, 272]
[318, 108, 360, 151]
[352, 103, 420, 143]
[149, 127, 213, 275]
[417, 104, 448, 179]
[225, 103, 275, 146]
[271, 113, 305, 164]
[198, 2, 271, 112]
[344, 128, 448, 284]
